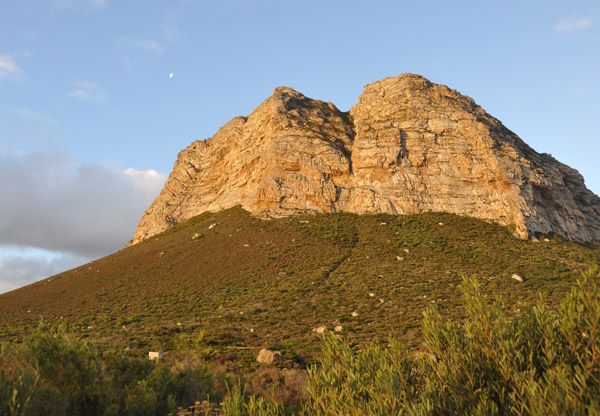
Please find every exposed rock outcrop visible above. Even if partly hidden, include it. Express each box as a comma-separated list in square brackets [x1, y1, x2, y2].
[132, 74, 600, 244]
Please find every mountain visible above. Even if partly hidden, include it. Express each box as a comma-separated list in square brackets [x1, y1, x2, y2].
[132, 73, 600, 245]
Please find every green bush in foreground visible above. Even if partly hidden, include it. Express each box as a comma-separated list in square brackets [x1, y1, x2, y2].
[0, 322, 222, 416]
[302, 269, 600, 415]
[2, 269, 599, 415]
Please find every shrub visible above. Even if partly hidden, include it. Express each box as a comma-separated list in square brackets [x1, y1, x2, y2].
[2, 268, 599, 415]
[0, 322, 220, 416]
[303, 269, 600, 415]
[220, 384, 286, 416]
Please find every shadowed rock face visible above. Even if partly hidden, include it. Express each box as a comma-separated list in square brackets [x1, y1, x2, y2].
[132, 74, 600, 244]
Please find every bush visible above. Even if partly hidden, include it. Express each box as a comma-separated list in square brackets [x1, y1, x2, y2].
[0, 322, 220, 416]
[2, 269, 599, 415]
[220, 384, 286, 416]
[302, 269, 600, 415]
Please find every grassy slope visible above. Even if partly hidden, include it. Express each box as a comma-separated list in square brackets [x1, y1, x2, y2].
[0, 206, 599, 367]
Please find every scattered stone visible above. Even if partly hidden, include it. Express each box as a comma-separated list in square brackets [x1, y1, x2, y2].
[511, 274, 524, 283]
[256, 349, 282, 364]
[149, 351, 163, 360]
[396, 256, 404, 261]
[316, 326, 326, 334]
[243, 244, 250, 247]
[404, 248, 410, 254]
[250, 328, 255, 333]
[379, 298, 385, 303]
[334, 325, 343, 332]
[192, 233, 201, 240]
[351, 311, 359, 317]
[544, 238, 550, 242]
[208, 223, 217, 229]
[438, 222, 444, 226]
[369, 292, 375, 297]
[380, 222, 387, 226]
[176, 322, 182, 326]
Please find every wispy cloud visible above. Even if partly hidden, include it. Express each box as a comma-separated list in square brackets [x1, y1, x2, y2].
[67, 80, 109, 101]
[161, 0, 188, 48]
[89, 0, 108, 7]
[54, 0, 108, 9]
[555, 18, 592, 35]
[0, 55, 23, 81]
[130, 39, 165, 54]
[1, 108, 63, 149]
[115, 37, 165, 72]
[116, 37, 165, 54]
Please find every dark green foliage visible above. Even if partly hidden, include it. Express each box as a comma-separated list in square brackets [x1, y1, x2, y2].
[301, 269, 600, 415]
[303, 337, 424, 415]
[2, 270, 600, 415]
[0, 321, 221, 416]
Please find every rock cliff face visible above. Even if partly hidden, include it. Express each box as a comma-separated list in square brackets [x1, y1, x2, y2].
[132, 74, 600, 244]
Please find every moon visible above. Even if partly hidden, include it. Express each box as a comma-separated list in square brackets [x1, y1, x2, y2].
[169, 73, 174, 79]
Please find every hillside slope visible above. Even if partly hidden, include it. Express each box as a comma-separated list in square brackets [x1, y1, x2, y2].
[1, 207, 599, 363]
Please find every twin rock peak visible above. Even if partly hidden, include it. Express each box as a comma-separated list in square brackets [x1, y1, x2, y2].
[132, 73, 600, 245]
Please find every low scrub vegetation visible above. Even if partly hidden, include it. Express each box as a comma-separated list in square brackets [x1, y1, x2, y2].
[0, 322, 226, 416]
[301, 269, 600, 415]
[2, 269, 598, 415]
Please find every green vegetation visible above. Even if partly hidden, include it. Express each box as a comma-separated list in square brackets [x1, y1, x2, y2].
[1, 207, 599, 413]
[302, 270, 600, 415]
[0, 321, 227, 416]
[2, 270, 599, 415]
[2, 207, 599, 360]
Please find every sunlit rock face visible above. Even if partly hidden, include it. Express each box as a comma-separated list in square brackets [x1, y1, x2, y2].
[132, 74, 600, 245]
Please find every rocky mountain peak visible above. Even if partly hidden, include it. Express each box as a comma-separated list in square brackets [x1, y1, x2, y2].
[131, 74, 600, 245]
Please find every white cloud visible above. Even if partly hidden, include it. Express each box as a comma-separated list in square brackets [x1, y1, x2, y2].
[555, 18, 592, 34]
[0, 249, 87, 294]
[0, 148, 166, 260]
[0, 148, 167, 293]
[124, 168, 166, 201]
[67, 80, 109, 101]
[0, 55, 23, 81]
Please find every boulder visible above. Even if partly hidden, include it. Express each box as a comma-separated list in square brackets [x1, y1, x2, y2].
[256, 349, 283, 364]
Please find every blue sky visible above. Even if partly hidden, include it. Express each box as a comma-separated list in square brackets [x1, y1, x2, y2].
[1, 0, 599, 293]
